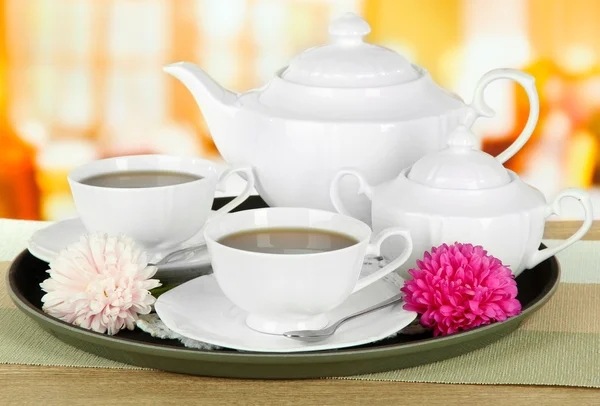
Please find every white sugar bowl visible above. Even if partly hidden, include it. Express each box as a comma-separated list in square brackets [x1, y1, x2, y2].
[331, 125, 593, 278]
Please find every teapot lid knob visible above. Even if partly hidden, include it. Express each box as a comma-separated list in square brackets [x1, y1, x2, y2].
[281, 12, 418, 86]
[328, 13, 371, 45]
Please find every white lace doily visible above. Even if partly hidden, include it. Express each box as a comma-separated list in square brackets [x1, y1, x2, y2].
[136, 257, 427, 350]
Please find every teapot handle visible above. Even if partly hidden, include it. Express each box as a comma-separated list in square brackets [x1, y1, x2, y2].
[526, 188, 593, 269]
[463, 68, 540, 165]
[330, 169, 373, 216]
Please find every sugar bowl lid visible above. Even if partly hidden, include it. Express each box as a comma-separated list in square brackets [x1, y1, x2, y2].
[281, 13, 419, 88]
[407, 125, 512, 190]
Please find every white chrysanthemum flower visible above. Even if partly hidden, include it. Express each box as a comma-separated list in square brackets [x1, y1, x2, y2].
[40, 232, 161, 335]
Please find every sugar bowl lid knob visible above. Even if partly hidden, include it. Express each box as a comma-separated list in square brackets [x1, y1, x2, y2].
[407, 125, 512, 190]
[447, 124, 478, 149]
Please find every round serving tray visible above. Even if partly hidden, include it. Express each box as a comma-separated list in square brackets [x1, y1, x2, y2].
[7, 196, 560, 379]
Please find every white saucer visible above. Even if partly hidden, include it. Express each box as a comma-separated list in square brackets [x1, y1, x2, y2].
[27, 216, 212, 271]
[154, 272, 417, 353]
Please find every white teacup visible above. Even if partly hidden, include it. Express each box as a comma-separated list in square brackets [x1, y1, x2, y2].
[204, 207, 412, 335]
[68, 154, 255, 251]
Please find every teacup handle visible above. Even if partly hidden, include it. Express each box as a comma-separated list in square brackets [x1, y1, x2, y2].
[330, 169, 374, 216]
[463, 68, 539, 164]
[526, 188, 593, 269]
[352, 228, 412, 294]
[212, 165, 255, 217]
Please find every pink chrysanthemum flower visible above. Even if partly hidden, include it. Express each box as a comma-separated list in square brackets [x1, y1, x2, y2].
[40, 232, 161, 335]
[401, 243, 521, 336]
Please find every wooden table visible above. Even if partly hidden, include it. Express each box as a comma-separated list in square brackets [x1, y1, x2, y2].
[2, 221, 599, 405]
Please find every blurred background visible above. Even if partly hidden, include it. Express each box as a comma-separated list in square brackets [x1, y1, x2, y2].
[1, 0, 599, 221]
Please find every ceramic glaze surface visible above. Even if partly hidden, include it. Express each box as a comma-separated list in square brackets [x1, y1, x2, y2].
[281, 12, 419, 88]
[68, 155, 254, 251]
[154, 273, 417, 353]
[203, 208, 412, 334]
[163, 12, 540, 215]
[28, 217, 212, 271]
[227, 112, 463, 223]
[371, 203, 547, 277]
[407, 125, 512, 189]
[331, 125, 593, 278]
[243, 71, 465, 121]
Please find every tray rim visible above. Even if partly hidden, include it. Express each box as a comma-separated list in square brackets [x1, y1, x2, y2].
[7, 247, 561, 366]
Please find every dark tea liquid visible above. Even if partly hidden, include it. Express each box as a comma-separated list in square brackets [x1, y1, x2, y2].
[81, 170, 202, 188]
[218, 228, 358, 255]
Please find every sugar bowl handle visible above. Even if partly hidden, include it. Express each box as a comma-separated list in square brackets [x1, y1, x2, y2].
[352, 227, 412, 293]
[526, 188, 593, 269]
[330, 169, 374, 216]
[463, 69, 540, 165]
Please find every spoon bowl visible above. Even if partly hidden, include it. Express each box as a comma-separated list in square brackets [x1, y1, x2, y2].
[283, 293, 404, 342]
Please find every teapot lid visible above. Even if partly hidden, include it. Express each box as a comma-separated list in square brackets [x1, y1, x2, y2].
[281, 13, 419, 88]
[407, 125, 512, 190]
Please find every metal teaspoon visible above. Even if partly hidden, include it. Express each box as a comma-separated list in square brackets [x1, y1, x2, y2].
[150, 242, 207, 267]
[283, 293, 404, 342]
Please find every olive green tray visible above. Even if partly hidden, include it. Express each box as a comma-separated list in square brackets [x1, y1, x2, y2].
[7, 196, 560, 379]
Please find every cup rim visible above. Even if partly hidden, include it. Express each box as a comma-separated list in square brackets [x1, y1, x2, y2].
[204, 207, 372, 258]
[68, 154, 220, 192]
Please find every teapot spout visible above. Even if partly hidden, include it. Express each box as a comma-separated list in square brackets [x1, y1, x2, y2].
[163, 62, 238, 152]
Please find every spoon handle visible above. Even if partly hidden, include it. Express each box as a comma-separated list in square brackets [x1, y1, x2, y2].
[151, 242, 207, 267]
[330, 293, 404, 331]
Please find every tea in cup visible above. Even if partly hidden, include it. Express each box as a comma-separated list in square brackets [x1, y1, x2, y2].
[68, 154, 255, 251]
[203, 207, 412, 334]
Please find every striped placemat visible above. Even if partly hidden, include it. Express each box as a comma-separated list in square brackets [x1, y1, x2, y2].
[1, 219, 599, 386]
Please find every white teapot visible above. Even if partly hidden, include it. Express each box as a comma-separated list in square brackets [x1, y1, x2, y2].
[164, 12, 539, 223]
[331, 125, 593, 278]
